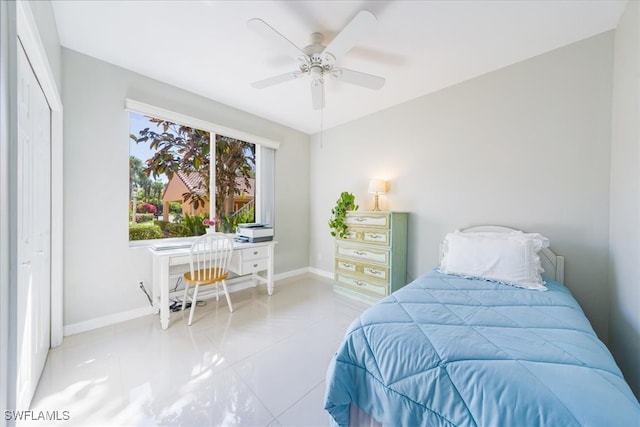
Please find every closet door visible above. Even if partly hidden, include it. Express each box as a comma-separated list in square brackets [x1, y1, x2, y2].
[16, 40, 51, 409]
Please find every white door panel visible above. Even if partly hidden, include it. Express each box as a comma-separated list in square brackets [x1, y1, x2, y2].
[16, 41, 51, 410]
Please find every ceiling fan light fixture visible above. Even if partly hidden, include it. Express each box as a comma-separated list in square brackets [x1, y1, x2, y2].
[310, 66, 324, 85]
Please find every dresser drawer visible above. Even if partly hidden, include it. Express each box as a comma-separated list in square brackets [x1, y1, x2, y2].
[342, 228, 390, 246]
[345, 212, 389, 228]
[169, 254, 190, 267]
[241, 246, 269, 260]
[241, 257, 269, 274]
[335, 258, 389, 283]
[362, 265, 388, 281]
[336, 273, 387, 297]
[336, 243, 389, 265]
[336, 258, 358, 273]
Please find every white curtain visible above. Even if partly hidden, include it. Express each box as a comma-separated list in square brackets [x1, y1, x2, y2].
[257, 145, 275, 226]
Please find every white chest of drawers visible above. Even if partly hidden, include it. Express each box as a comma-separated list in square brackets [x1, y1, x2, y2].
[334, 211, 408, 303]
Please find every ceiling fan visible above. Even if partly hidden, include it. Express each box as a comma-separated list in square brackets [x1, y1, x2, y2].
[247, 10, 386, 110]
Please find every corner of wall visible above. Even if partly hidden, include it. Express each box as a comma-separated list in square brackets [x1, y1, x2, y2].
[608, 0, 640, 397]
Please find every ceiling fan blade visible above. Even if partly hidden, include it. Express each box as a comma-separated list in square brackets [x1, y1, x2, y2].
[332, 68, 385, 90]
[252, 71, 303, 89]
[311, 81, 325, 110]
[323, 10, 377, 62]
[247, 18, 307, 62]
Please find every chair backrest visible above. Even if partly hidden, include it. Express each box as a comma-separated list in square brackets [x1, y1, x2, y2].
[188, 233, 235, 282]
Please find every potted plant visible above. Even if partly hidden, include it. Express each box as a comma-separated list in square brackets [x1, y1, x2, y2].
[328, 192, 358, 238]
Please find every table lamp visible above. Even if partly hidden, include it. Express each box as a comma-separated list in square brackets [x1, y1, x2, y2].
[368, 179, 387, 211]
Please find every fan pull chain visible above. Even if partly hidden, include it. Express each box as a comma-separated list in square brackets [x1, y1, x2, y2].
[320, 101, 324, 149]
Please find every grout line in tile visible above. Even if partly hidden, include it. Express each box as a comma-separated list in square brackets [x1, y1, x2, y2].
[273, 377, 326, 420]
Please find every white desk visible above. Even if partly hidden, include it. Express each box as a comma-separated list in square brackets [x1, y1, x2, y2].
[150, 239, 276, 329]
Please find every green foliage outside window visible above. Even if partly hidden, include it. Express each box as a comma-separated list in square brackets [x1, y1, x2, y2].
[129, 113, 257, 241]
[129, 223, 163, 240]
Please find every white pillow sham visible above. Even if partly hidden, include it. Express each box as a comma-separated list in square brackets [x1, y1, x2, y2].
[439, 230, 550, 291]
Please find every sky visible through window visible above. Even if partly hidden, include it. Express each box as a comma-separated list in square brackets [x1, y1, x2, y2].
[129, 112, 168, 183]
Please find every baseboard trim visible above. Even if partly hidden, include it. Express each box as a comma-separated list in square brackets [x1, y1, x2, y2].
[62, 267, 328, 337]
[274, 267, 310, 281]
[309, 267, 333, 279]
[63, 305, 155, 337]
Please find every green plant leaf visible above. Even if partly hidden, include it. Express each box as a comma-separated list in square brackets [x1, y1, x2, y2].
[328, 191, 358, 238]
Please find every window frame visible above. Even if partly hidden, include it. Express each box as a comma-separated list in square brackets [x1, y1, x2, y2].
[126, 99, 279, 246]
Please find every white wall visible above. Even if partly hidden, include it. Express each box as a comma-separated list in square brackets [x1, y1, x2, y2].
[61, 48, 310, 328]
[609, 0, 640, 397]
[310, 32, 615, 341]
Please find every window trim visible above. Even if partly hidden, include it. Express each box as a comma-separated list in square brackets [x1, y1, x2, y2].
[125, 99, 280, 150]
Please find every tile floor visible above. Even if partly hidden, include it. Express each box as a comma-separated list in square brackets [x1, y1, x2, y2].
[28, 274, 371, 427]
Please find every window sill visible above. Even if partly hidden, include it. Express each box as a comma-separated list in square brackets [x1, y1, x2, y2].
[129, 235, 198, 249]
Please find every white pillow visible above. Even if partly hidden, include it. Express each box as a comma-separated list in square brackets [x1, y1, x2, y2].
[439, 230, 550, 290]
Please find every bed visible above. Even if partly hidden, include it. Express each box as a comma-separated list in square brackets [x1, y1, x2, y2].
[324, 226, 640, 426]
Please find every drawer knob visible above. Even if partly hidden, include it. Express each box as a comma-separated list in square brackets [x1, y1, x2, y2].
[253, 251, 258, 255]
[355, 281, 365, 287]
[354, 217, 365, 222]
[354, 250, 366, 256]
[253, 263, 258, 268]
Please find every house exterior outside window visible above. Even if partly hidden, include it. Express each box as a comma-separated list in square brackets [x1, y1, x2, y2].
[128, 108, 266, 242]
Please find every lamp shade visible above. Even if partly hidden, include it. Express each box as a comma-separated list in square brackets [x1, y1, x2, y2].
[368, 179, 386, 194]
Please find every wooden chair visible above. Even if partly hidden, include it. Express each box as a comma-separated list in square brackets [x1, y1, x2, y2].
[182, 233, 234, 325]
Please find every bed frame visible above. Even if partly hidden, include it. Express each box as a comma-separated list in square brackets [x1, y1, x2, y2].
[442, 226, 565, 284]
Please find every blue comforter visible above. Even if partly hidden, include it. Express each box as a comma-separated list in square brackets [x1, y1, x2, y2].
[325, 270, 640, 426]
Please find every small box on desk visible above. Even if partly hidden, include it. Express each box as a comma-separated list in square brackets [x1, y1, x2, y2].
[236, 223, 273, 242]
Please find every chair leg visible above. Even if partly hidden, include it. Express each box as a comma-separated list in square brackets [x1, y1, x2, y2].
[215, 283, 220, 301]
[182, 282, 190, 311]
[188, 284, 200, 326]
[221, 279, 233, 313]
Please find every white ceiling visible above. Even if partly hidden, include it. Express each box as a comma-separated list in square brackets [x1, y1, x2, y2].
[51, 0, 627, 135]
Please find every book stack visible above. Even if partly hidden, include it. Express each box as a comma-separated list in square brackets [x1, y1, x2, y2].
[235, 223, 274, 243]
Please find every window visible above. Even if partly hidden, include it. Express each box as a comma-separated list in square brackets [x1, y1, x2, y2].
[126, 101, 278, 242]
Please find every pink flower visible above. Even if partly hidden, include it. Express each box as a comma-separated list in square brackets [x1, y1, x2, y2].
[137, 202, 157, 214]
[202, 218, 219, 227]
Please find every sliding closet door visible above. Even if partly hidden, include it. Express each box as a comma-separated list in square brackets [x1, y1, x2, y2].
[15, 40, 51, 409]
